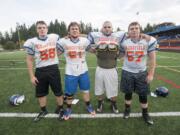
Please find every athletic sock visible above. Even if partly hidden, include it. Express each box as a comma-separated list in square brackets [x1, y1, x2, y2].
[41, 106, 47, 112]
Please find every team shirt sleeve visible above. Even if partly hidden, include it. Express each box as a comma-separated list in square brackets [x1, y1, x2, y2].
[23, 39, 35, 56]
[87, 32, 101, 50]
[115, 31, 126, 43]
[148, 36, 158, 53]
[57, 38, 65, 53]
[87, 32, 95, 44]
[113, 31, 126, 55]
[84, 38, 91, 51]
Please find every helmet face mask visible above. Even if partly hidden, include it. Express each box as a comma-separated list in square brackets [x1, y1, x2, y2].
[155, 87, 169, 97]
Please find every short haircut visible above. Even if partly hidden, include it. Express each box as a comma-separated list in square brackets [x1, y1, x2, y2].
[102, 21, 112, 27]
[36, 21, 47, 27]
[103, 21, 112, 25]
[128, 21, 141, 31]
[68, 22, 81, 32]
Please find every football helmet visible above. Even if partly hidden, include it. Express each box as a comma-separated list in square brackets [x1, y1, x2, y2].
[155, 87, 169, 97]
[9, 94, 25, 106]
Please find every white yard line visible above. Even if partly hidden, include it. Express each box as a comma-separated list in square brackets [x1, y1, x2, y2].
[0, 52, 15, 55]
[156, 66, 180, 68]
[0, 112, 180, 118]
[157, 55, 178, 60]
[0, 60, 25, 61]
[163, 67, 180, 73]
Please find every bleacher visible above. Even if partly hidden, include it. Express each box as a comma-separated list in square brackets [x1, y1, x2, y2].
[147, 22, 180, 35]
[147, 22, 180, 51]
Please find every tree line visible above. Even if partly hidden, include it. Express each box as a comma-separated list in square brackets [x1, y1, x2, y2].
[0, 19, 156, 50]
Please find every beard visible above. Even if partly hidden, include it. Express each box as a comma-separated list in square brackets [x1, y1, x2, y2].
[102, 31, 112, 36]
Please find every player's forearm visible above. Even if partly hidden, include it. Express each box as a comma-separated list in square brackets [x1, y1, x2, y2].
[26, 56, 35, 79]
[148, 52, 156, 76]
[148, 63, 155, 76]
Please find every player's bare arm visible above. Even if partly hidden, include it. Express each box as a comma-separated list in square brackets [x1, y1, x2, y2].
[26, 55, 39, 86]
[146, 51, 156, 83]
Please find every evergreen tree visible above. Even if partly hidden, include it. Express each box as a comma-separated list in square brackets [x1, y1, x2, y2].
[93, 28, 99, 32]
[28, 24, 37, 38]
[3, 41, 16, 50]
[80, 21, 85, 33]
[54, 19, 61, 35]
[0, 32, 5, 45]
[143, 23, 155, 33]
[48, 21, 55, 33]
[0, 19, 99, 44]
[84, 23, 92, 34]
[116, 27, 121, 31]
[59, 21, 67, 37]
[4, 31, 11, 41]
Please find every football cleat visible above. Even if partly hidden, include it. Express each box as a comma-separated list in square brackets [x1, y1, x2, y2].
[87, 104, 96, 115]
[123, 108, 131, 119]
[33, 110, 48, 122]
[97, 101, 103, 113]
[143, 113, 154, 125]
[64, 108, 72, 120]
[111, 103, 119, 114]
[54, 107, 64, 120]
[58, 109, 64, 121]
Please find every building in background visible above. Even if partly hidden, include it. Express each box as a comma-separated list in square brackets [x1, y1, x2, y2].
[147, 22, 180, 52]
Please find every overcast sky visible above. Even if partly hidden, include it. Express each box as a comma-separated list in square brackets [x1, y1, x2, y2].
[0, 0, 180, 33]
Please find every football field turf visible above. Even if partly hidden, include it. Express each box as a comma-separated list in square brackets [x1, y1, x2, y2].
[0, 51, 180, 135]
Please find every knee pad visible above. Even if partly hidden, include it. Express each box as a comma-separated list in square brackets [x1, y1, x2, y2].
[139, 95, 147, 104]
[65, 93, 74, 100]
[125, 93, 132, 100]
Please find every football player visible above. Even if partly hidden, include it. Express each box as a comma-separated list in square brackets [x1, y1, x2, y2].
[24, 21, 64, 122]
[120, 21, 157, 125]
[57, 22, 95, 120]
[88, 21, 125, 114]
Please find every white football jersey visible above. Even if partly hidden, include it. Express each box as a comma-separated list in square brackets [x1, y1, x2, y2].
[24, 34, 60, 68]
[88, 31, 125, 47]
[57, 37, 90, 76]
[120, 36, 157, 73]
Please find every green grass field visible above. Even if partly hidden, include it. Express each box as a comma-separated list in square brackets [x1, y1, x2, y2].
[0, 51, 180, 135]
